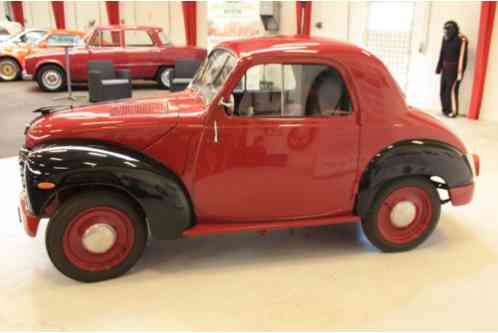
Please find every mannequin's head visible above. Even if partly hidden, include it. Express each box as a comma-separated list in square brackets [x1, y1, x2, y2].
[444, 21, 460, 40]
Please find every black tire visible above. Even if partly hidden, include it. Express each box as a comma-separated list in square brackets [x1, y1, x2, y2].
[361, 177, 441, 252]
[46, 191, 147, 282]
[36, 64, 66, 92]
[156, 66, 174, 89]
[0, 58, 21, 81]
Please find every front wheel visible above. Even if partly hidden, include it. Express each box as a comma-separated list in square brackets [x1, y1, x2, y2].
[37, 65, 66, 92]
[362, 177, 441, 252]
[46, 191, 147, 282]
[0, 58, 21, 81]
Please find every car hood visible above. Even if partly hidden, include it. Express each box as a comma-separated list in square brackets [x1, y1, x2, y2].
[26, 90, 206, 150]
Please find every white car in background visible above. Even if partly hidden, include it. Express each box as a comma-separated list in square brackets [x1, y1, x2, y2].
[0, 20, 23, 44]
[1, 28, 47, 46]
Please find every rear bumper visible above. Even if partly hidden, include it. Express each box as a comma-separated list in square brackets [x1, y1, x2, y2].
[19, 194, 40, 237]
[449, 182, 475, 206]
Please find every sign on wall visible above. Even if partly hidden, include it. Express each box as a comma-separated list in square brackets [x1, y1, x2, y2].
[207, 0, 263, 50]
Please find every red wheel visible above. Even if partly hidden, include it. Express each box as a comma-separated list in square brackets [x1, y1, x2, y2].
[63, 207, 135, 272]
[376, 187, 432, 244]
[362, 178, 441, 252]
[46, 191, 147, 282]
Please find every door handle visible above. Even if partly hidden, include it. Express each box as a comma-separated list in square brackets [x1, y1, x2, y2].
[213, 121, 219, 144]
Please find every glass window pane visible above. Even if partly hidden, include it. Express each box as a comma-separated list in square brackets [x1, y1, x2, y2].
[47, 34, 80, 46]
[234, 64, 352, 118]
[90, 31, 121, 47]
[125, 30, 154, 47]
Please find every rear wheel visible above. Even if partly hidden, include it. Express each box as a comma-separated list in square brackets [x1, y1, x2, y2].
[37, 65, 66, 92]
[361, 177, 441, 252]
[46, 191, 147, 282]
[0, 58, 20, 81]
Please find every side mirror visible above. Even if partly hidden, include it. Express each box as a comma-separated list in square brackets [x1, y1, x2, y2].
[219, 95, 235, 115]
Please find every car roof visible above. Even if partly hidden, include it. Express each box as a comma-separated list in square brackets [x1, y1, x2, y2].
[47, 29, 86, 36]
[218, 35, 366, 60]
[96, 25, 162, 31]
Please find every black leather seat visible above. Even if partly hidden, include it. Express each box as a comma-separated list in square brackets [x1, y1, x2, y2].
[88, 60, 132, 103]
[170, 59, 202, 92]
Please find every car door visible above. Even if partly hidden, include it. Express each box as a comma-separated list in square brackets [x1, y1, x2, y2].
[193, 62, 360, 222]
[78, 29, 125, 80]
[122, 29, 161, 79]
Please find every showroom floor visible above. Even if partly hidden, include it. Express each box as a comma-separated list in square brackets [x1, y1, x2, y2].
[1, 81, 497, 330]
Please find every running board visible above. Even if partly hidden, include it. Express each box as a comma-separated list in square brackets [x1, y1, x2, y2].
[182, 215, 361, 237]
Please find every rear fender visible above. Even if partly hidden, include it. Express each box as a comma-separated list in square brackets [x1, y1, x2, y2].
[355, 140, 473, 216]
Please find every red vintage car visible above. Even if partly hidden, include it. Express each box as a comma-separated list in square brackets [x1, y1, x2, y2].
[24, 25, 207, 91]
[19, 36, 478, 282]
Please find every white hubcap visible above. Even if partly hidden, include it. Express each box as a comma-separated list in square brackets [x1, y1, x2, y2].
[390, 201, 417, 228]
[42, 70, 62, 90]
[161, 68, 173, 87]
[81, 223, 117, 254]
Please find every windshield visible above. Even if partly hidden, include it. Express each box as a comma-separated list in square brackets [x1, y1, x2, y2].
[77, 30, 94, 48]
[191, 48, 237, 103]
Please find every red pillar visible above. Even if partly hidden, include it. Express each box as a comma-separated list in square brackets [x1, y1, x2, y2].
[11, 1, 25, 27]
[182, 1, 197, 46]
[468, 2, 496, 120]
[51, 1, 66, 30]
[105, 1, 121, 25]
[296, 1, 312, 36]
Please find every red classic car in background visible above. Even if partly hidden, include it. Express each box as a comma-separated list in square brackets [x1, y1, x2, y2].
[19, 36, 478, 282]
[0, 29, 84, 81]
[24, 25, 207, 91]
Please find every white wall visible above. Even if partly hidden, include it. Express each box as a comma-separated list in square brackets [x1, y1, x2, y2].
[306, 1, 480, 116]
[23, 1, 54, 29]
[279, 1, 296, 35]
[0, 2, 7, 21]
[479, 9, 498, 122]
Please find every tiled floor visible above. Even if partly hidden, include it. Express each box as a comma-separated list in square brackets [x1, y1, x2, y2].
[0, 93, 497, 329]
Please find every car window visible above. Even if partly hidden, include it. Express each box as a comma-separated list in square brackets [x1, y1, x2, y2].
[158, 31, 172, 46]
[124, 30, 154, 47]
[233, 64, 352, 118]
[89, 30, 121, 47]
[24, 31, 46, 45]
[191, 49, 237, 103]
[47, 34, 81, 46]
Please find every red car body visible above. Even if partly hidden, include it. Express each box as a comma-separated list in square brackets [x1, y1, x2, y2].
[19, 36, 478, 282]
[24, 25, 206, 88]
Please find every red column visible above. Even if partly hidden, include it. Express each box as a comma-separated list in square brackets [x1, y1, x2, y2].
[468, 2, 496, 120]
[11, 1, 25, 27]
[182, 1, 197, 46]
[296, 1, 312, 36]
[51, 1, 66, 30]
[105, 1, 121, 25]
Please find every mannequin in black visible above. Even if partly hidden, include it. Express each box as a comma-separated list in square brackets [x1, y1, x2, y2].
[436, 21, 468, 118]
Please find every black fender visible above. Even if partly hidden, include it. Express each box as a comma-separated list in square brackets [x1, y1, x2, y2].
[22, 141, 193, 240]
[355, 140, 473, 217]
